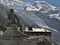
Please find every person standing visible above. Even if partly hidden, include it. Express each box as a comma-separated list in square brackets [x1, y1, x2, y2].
[7, 9, 19, 25]
[7, 9, 15, 24]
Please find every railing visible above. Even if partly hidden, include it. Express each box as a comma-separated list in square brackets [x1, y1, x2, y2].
[24, 31, 51, 36]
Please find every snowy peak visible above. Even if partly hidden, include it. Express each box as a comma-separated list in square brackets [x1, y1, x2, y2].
[0, 0, 30, 9]
[25, 0, 60, 20]
[0, 0, 60, 20]
[35, 1, 56, 8]
[26, 0, 57, 12]
[0, 0, 57, 11]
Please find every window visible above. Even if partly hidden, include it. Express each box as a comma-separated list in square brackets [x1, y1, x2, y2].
[0, 31, 3, 36]
[28, 27, 32, 30]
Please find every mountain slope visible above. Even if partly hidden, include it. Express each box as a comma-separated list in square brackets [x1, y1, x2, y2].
[0, 0, 30, 9]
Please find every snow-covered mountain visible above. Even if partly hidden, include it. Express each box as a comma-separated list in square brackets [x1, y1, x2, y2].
[26, 0, 60, 21]
[26, 1, 56, 11]
[0, 0, 30, 9]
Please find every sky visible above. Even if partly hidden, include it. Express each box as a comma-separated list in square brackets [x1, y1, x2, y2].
[21, 0, 60, 7]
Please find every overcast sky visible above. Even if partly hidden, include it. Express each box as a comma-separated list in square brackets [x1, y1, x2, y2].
[21, 0, 60, 7]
